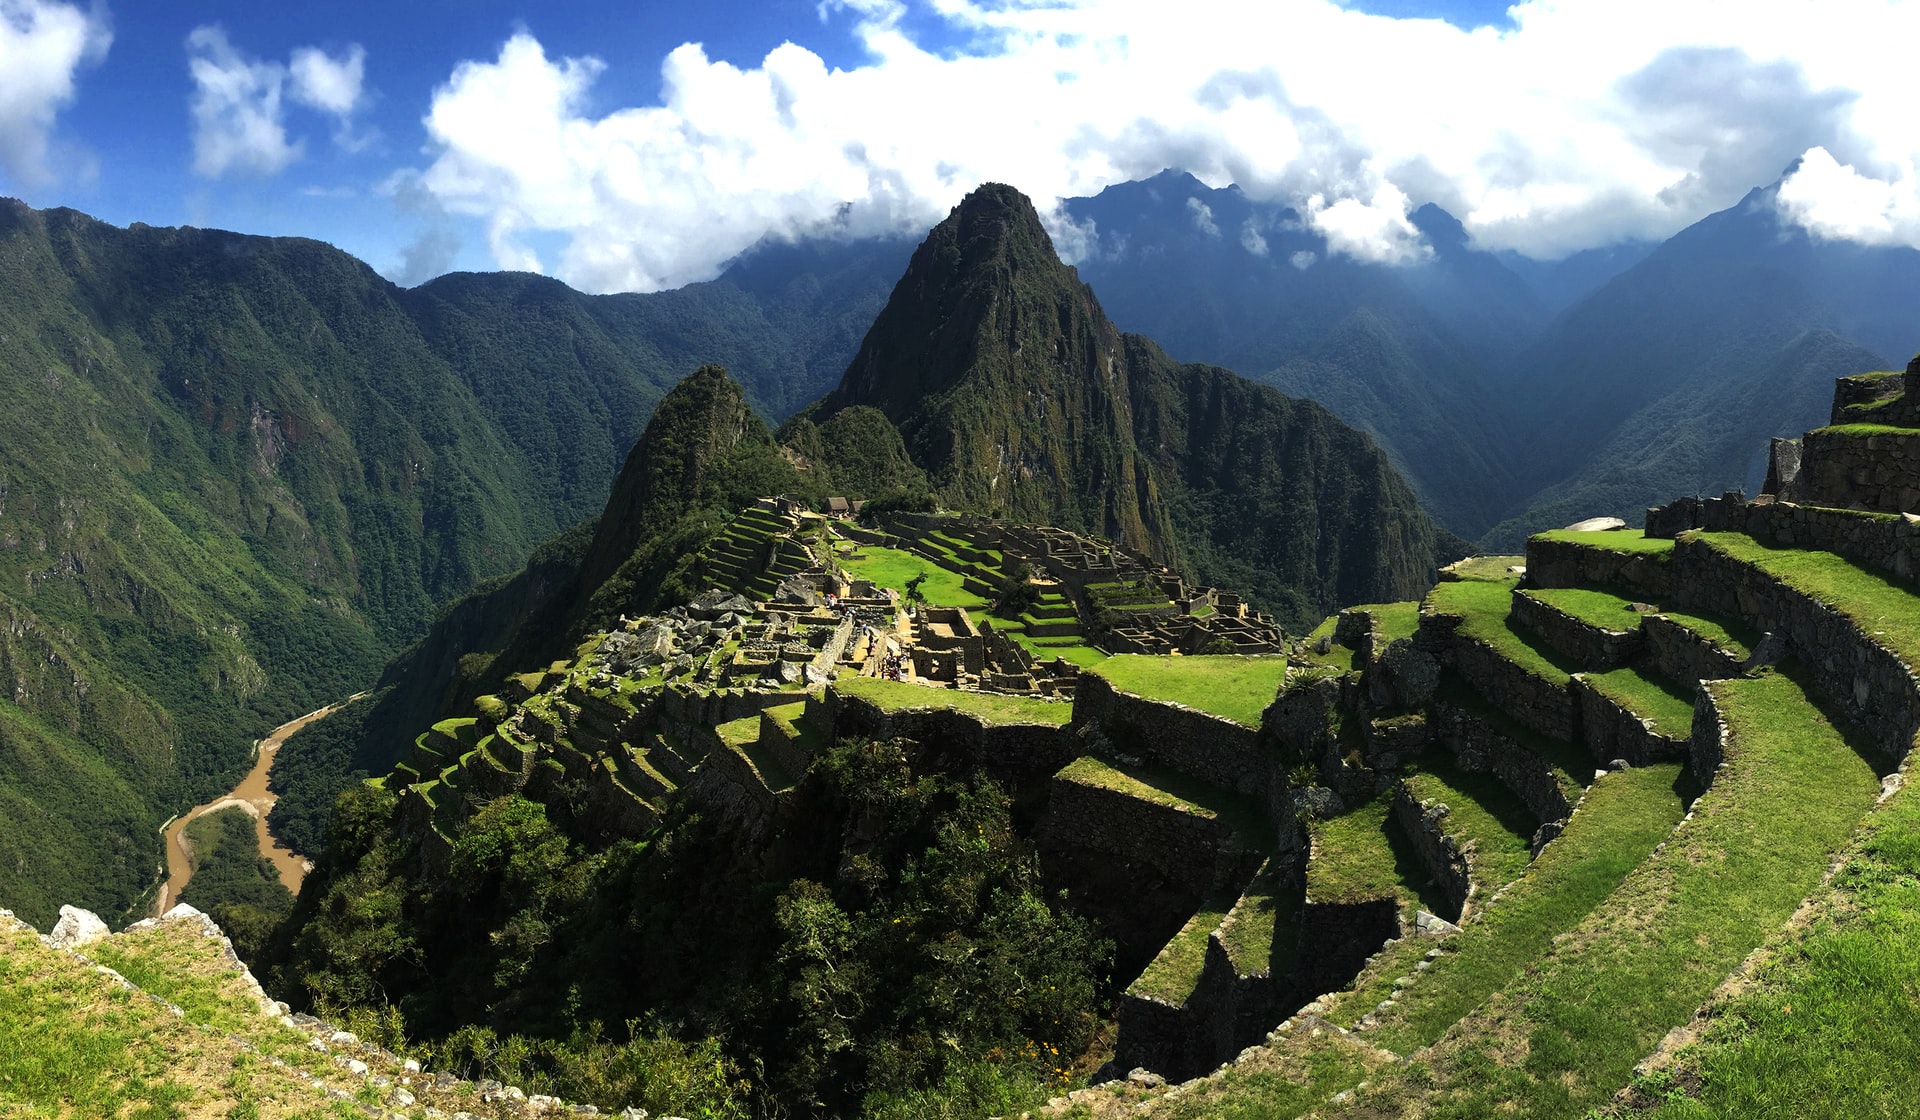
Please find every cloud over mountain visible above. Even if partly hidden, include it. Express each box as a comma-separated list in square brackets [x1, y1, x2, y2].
[0, 0, 110, 187]
[408, 0, 1920, 293]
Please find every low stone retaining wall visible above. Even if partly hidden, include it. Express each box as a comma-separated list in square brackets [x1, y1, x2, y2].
[821, 690, 1078, 780]
[1571, 675, 1689, 766]
[1642, 614, 1746, 684]
[1392, 785, 1472, 921]
[1689, 682, 1732, 791]
[1525, 536, 1673, 597]
[1428, 699, 1575, 830]
[1295, 895, 1400, 998]
[1439, 635, 1575, 743]
[1740, 499, 1920, 584]
[1037, 773, 1248, 892]
[1671, 537, 1920, 767]
[1073, 673, 1273, 799]
[1510, 590, 1643, 670]
[1794, 427, 1920, 515]
[1116, 929, 1307, 1082]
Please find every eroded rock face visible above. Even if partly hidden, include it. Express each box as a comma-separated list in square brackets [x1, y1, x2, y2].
[48, 905, 110, 949]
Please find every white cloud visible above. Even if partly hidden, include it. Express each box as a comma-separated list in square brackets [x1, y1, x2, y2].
[1307, 182, 1430, 265]
[188, 28, 373, 178]
[409, 0, 1920, 292]
[1290, 250, 1316, 270]
[0, 0, 110, 187]
[290, 45, 365, 116]
[1240, 219, 1268, 257]
[1776, 146, 1920, 248]
[1186, 196, 1219, 236]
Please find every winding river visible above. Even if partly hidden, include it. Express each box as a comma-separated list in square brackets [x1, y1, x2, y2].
[152, 695, 362, 918]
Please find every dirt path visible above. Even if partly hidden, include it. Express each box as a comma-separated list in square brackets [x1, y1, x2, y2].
[153, 694, 365, 917]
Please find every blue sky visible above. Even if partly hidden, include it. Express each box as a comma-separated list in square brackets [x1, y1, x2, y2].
[3, 0, 1915, 292]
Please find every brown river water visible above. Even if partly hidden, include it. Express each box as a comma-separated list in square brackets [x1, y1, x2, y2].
[152, 695, 362, 918]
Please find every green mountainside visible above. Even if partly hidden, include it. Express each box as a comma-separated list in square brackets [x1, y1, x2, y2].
[812, 183, 1463, 621]
[0, 201, 898, 928]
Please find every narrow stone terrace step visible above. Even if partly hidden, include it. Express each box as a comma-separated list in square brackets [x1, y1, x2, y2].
[1526, 528, 1675, 598]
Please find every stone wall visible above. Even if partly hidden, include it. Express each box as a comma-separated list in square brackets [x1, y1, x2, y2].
[1427, 699, 1574, 831]
[1671, 537, 1920, 767]
[1642, 614, 1746, 684]
[1525, 536, 1674, 597]
[1391, 785, 1472, 921]
[1073, 672, 1274, 799]
[1739, 499, 1920, 583]
[1689, 683, 1732, 791]
[1571, 675, 1689, 766]
[820, 689, 1079, 780]
[1510, 590, 1642, 670]
[811, 615, 855, 675]
[1436, 634, 1575, 742]
[1794, 427, 1920, 515]
[1294, 895, 1400, 997]
[1830, 370, 1907, 425]
[1036, 772, 1251, 893]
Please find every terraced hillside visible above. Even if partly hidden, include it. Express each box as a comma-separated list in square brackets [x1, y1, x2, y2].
[1048, 363, 1920, 1120]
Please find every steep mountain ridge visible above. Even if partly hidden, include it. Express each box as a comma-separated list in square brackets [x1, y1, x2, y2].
[813, 183, 1463, 619]
[0, 200, 897, 928]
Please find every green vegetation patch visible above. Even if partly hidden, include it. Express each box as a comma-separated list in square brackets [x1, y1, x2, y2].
[839, 545, 988, 609]
[834, 675, 1072, 726]
[1299, 612, 1360, 673]
[1426, 577, 1576, 686]
[1624, 781, 1920, 1120]
[1582, 666, 1698, 739]
[1692, 532, 1920, 667]
[1355, 600, 1422, 644]
[1145, 1025, 1397, 1120]
[1307, 794, 1406, 906]
[1220, 865, 1300, 978]
[1400, 766, 1536, 897]
[1090, 654, 1288, 728]
[1443, 555, 1527, 582]
[1521, 586, 1647, 632]
[1531, 528, 1676, 556]
[1344, 671, 1879, 1118]
[1807, 422, 1920, 438]
[1131, 894, 1235, 1005]
[1322, 764, 1684, 1049]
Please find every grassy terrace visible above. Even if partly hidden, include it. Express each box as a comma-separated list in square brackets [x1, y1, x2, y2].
[1355, 600, 1421, 644]
[1300, 613, 1361, 673]
[1530, 528, 1677, 557]
[1433, 677, 1591, 804]
[1055, 755, 1268, 839]
[1443, 554, 1526, 582]
[1090, 654, 1288, 728]
[1581, 665, 1698, 738]
[1520, 585, 1646, 632]
[1336, 671, 1879, 1119]
[1307, 794, 1417, 907]
[1400, 765, 1536, 898]
[1656, 606, 1758, 661]
[1627, 782, 1920, 1119]
[1807, 421, 1920, 438]
[1131, 892, 1236, 1004]
[834, 675, 1073, 726]
[839, 544, 988, 608]
[1426, 576, 1576, 685]
[1221, 863, 1299, 977]
[1314, 765, 1685, 1058]
[1692, 532, 1920, 666]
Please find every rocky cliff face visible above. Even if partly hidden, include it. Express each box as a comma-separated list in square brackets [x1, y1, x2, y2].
[814, 183, 1462, 624]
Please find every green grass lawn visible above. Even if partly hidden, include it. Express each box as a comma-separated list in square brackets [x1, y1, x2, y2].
[1521, 586, 1647, 631]
[1443, 555, 1527, 582]
[1531, 528, 1677, 556]
[1582, 666, 1698, 739]
[1335, 670, 1879, 1119]
[834, 675, 1073, 726]
[838, 545, 987, 609]
[1426, 577, 1577, 686]
[1624, 780, 1920, 1119]
[1090, 654, 1288, 728]
[1691, 532, 1920, 667]
[1220, 862, 1299, 977]
[1300, 612, 1361, 673]
[1054, 756, 1268, 840]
